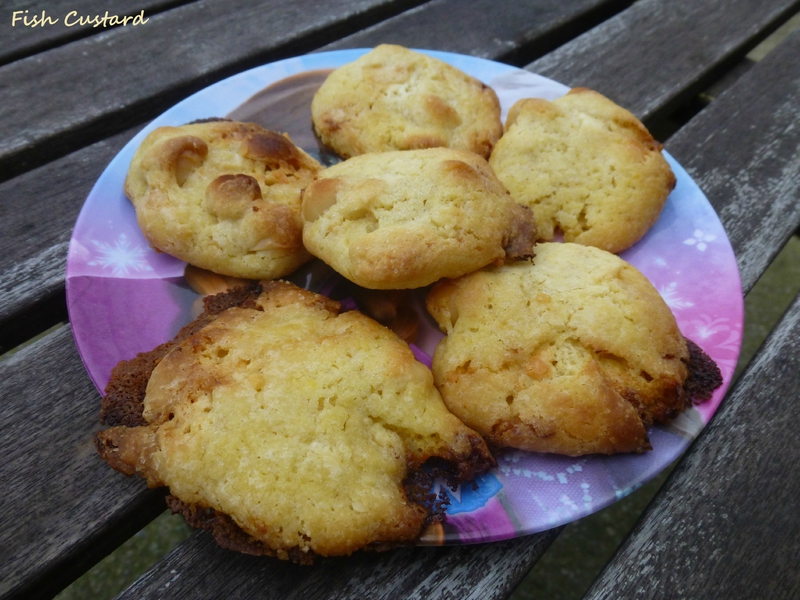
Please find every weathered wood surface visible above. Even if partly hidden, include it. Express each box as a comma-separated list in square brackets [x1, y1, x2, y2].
[527, 0, 800, 126]
[320, 0, 633, 64]
[3, 0, 799, 598]
[585, 291, 800, 599]
[583, 30, 800, 598]
[0, 0, 428, 180]
[1, 0, 195, 66]
[0, 126, 141, 354]
[0, 1, 659, 596]
[666, 27, 800, 296]
[115, 528, 561, 600]
[2, 0, 793, 348]
[0, 326, 166, 600]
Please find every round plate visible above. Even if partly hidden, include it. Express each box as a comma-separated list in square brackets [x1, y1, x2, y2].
[66, 49, 743, 545]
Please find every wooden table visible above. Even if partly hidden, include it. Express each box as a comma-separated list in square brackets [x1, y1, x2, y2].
[2, 1, 800, 598]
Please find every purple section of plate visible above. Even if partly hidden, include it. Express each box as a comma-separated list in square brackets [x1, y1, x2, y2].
[67, 276, 199, 392]
[620, 156, 743, 421]
[434, 427, 689, 543]
[67, 168, 186, 280]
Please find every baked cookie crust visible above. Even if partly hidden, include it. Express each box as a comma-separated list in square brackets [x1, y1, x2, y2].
[97, 281, 494, 562]
[489, 88, 676, 254]
[427, 243, 711, 456]
[124, 121, 322, 279]
[301, 147, 536, 289]
[311, 44, 503, 159]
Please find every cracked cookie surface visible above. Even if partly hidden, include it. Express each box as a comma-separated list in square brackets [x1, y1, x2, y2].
[97, 281, 493, 562]
[489, 89, 676, 254]
[301, 147, 537, 289]
[427, 243, 691, 456]
[311, 44, 502, 159]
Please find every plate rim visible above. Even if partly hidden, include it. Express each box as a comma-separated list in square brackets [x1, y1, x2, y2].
[65, 48, 744, 546]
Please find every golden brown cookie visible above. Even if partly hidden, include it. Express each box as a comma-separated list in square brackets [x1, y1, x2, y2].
[301, 147, 537, 289]
[427, 243, 692, 456]
[97, 281, 494, 563]
[124, 120, 322, 279]
[311, 45, 503, 159]
[489, 89, 676, 253]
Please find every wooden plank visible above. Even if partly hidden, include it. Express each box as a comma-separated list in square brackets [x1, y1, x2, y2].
[526, 0, 800, 126]
[583, 28, 800, 599]
[0, 326, 166, 600]
[0, 0, 427, 180]
[4, 3, 797, 599]
[0, 127, 142, 353]
[320, 0, 633, 65]
[665, 27, 800, 295]
[114, 528, 561, 600]
[585, 290, 800, 599]
[1, 0, 195, 66]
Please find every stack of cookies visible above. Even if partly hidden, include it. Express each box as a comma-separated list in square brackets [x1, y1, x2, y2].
[99, 45, 720, 563]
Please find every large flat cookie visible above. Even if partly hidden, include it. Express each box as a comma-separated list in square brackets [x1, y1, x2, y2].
[427, 243, 717, 456]
[301, 147, 537, 289]
[96, 281, 493, 562]
[311, 45, 503, 159]
[124, 120, 322, 279]
[489, 89, 676, 253]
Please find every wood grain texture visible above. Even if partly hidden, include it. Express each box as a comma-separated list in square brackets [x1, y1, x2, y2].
[0, 1, 634, 592]
[583, 29, 800, 599]
[0, 0, 427, 179]
[0, 0, 194, 66]
[585, 291, 800, 599]
[320, 0, 632, 65]
[0, 326, 166, 600]
[114, 528, 561, 600]
[526, 0, 800, 125]
[3, 1, 799, 599]
[0, 126, 141, 344]
[665, 27, 800, 295]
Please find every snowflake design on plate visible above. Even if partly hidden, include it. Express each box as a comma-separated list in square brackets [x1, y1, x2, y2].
[498, 453, 588, 484]
[659, 281, 695, 310]
[688, 315, 737, 344]
[683, 229, 717, 251]
[87, 234, 154, 276]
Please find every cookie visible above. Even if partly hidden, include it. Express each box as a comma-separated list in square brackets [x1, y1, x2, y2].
[96, 281, 494, 563]
[489, 88, 676, 254]
[311, 44, 502, 159]
[427, 243, 697, 456]
[124, 120, 322, 279]
[301, 147, 537, 289]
